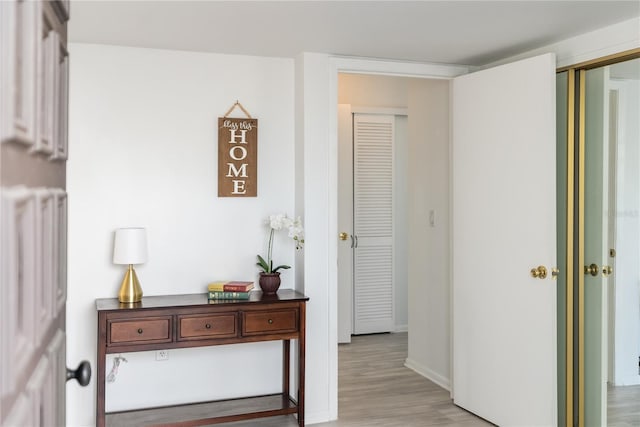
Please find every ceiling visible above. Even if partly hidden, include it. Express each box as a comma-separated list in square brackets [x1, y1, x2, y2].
[69, 1, 640, 66]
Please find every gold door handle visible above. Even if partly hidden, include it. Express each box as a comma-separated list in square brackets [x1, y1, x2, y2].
[551, 268, 560, 279]
[530, 266, 547, 279]
[339, 232, 348, 241]
[584, 264, 599, 276]
[602, 265, 613, 276]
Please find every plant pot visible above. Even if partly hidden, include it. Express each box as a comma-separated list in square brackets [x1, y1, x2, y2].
[259, 272, 281, 294]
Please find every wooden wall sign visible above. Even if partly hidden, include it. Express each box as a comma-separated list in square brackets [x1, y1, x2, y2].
[218, 104, 257, 197]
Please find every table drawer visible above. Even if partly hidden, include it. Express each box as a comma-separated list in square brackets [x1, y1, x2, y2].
[242, 309, 298, 336]
[178, 313, 238, 341]
[108, 316, 172, 345]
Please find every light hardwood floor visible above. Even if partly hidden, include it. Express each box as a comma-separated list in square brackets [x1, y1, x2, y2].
[316, 336, 639, 427]
[608, 383, 640, 427]
[114, 333, 639, 426]
[223, 332, 490, 426]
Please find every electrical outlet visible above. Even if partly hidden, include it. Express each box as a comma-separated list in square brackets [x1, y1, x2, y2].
[155, 350, 169, 361]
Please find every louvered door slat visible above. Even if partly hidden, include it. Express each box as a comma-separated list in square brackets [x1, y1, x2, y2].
[353, 114, 394, 334]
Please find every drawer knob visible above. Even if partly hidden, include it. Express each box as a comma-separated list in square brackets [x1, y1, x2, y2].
[205, 323, 212, 329]
[268, 319, 273, 324]
[137, 328, 143, 334]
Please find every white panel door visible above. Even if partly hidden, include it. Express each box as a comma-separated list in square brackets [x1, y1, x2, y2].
[1, 2, 89, 425]
[337, 104, 354, 343]
[353, 114, 394, 334]
[452, 53, 557, 426]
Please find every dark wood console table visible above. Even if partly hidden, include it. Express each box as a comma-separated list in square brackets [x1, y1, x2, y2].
[95, 290, 308, 427]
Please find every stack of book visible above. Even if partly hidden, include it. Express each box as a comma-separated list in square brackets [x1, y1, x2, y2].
[207, 281, 254, 300]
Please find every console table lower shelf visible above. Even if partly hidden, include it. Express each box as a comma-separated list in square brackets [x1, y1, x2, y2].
[105, 393, 298, 426]
[95, 291, 308, 427]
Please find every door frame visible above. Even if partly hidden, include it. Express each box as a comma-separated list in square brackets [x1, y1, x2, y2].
[326, 58, 469, 419]
[338, 106, 408, 343]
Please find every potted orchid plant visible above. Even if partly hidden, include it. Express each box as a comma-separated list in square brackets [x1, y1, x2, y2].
[256, 213, 304, 294]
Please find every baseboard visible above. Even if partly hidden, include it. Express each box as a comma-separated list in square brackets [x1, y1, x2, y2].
[404, 357, 451, 391]
[611, 374, 640, 386]
[394, 324, 408, 333]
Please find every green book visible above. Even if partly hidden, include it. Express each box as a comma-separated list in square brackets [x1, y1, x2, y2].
[208, 291, 251, 300]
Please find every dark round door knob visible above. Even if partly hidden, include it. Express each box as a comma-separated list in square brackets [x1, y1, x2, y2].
[66, 361, 92, 386]
[205, 323, 212, 329]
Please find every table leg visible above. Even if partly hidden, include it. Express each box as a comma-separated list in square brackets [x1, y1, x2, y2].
[283, 339, 290, 398]
[298, 303, 306, 426]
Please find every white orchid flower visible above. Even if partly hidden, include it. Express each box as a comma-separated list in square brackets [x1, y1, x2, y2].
[258, 213, 305, 273]
[269, 213, 286, 230]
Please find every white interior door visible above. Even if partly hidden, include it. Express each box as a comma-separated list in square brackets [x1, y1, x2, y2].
[1, 2, 89, 425]
[353, 114, 395, 334]
[452, 53, 557, 426]
[337, 104, 354, 343]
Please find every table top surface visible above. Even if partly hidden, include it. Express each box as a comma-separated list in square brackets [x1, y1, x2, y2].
[96, 289, 308, 311]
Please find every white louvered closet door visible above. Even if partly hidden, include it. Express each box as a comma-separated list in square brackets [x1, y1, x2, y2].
[353, 114, 394, 334]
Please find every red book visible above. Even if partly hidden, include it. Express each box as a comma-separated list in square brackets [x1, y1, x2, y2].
[224, 281, 254, 292]
[208, 281, 254, 292]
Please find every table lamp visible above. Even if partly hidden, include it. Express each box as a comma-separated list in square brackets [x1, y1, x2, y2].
[113, 227, 148, 303]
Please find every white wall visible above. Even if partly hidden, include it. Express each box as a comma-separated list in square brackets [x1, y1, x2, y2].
[337, 73, 409, 332]
[66, 44, 297, 425]
[295, 52, 336, 423]
[405, 79, 451, 390]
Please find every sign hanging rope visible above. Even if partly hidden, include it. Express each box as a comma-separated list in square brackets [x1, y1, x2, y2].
[223, 100, 252, 119]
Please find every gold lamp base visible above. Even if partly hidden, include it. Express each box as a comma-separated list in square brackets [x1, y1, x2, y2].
[118, 265, 143, 303]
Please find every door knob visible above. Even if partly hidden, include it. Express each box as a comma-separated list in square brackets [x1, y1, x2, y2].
[339, 232, 348, 241]
[67, 361, 91, 386]
[602, 265, 613, 276]
[584, 264, 599, 277]
[530, 266, 547, 279]
[551, 268, 560, 279]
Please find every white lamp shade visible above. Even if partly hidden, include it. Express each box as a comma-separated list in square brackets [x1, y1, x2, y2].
[113, 228, 148, 265]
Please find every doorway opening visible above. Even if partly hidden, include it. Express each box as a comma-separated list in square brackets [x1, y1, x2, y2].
[336, 72, 453, 419]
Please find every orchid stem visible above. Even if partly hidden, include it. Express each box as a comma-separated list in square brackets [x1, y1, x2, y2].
[267, 228, 274, 273]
